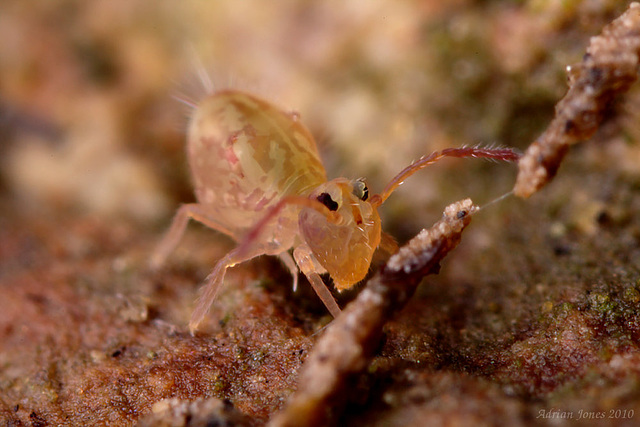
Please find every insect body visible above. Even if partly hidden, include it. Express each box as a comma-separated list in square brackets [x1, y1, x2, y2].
[151, 90, 518, 333]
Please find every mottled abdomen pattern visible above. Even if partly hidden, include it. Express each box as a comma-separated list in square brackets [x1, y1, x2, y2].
[187, 91, 327, 240]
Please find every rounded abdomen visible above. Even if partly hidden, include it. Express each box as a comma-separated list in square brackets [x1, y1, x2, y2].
[187, 90, 327, 239]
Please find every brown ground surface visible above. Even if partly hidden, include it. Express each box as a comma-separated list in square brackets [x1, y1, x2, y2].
[2, 1, 640, 425]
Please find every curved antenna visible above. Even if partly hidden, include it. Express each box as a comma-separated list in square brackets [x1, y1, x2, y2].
[235, 195, 339, 258]
[370, 147, 520, 207]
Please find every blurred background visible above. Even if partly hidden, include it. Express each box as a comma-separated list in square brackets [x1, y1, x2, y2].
[2, 0, 634, 236]
[3, 1, 640, 424]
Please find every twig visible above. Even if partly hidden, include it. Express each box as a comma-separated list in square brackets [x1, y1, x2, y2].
[269, 199, 477, 427]
[514, 2, 640, 198]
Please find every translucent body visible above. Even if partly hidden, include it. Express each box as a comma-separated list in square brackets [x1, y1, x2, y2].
[187, 92, 327, 239]
[151, 90, 519, 333]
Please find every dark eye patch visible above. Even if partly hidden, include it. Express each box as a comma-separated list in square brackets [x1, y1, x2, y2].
[352, 179, 368, 201]
[317, 192, 338, 211]
[360, 186, 368, 201]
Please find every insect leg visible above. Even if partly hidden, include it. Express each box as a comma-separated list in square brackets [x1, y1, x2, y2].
[278, 252, 299, 292]
[150, 203, 234, 270]
[189, 244, 264, 334]
[293, 245, 342, 318]
[379, 231, 399, 255]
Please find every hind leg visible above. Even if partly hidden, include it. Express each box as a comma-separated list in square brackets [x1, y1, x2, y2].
[189, 244, 268, 334]
[150, 203, 235, 270]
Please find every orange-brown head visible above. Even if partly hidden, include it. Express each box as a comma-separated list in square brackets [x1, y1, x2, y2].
[299, 178, 381, 291]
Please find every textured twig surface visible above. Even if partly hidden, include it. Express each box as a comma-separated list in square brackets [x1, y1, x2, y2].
[514, 2, 640, 198]
[269, 199, 477, 427]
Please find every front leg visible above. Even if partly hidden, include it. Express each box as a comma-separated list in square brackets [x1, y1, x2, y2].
[293, 245, 341, 318]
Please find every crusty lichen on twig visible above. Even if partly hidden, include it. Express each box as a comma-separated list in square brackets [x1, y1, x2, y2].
[514, 2, 640, 198]
[269, 199, 477, 427]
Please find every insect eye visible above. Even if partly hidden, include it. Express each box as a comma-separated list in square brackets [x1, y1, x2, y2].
[317, 192, 339, 211]
[352, 179, 369, 201]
